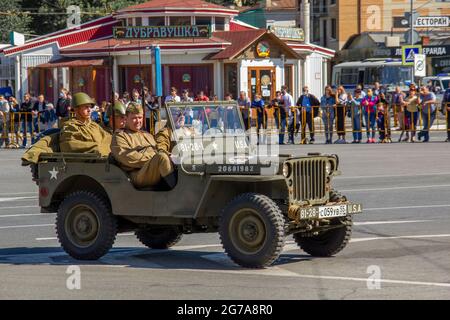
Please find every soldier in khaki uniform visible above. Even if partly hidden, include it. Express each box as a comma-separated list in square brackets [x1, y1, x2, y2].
[59, 93, 111, 156]
[111, 102, 175, 189]
[103, 101, 127, 134]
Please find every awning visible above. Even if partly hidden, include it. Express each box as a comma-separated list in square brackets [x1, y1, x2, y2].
[36, 57, 108, 68]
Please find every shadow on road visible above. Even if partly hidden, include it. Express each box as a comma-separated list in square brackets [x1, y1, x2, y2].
[0, 246, 314, 270]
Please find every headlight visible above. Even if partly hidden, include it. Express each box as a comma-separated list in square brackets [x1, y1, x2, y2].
[283, 163, 291, 177]
[325, 161, 332, 175]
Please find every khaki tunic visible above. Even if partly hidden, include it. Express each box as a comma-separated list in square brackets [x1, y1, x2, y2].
[21, 132, 60, 165]
[60, 119, 111, 156]
[111, 127, 173, 188]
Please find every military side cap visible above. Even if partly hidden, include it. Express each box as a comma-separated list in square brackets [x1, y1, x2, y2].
[107, 101, 126, 117]
[72, 92, 95, 108]
[126, 102, 143, 115]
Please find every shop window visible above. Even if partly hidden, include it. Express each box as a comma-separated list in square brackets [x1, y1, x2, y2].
[127, 18, 133, 26]
[195, 16, 211, 27]
[224, 63, 238, 99]
[148, 17, 165, 26]
[170, 16, 191, 25]
[215, 17, 225, 31]
[135, 17, 142, 26]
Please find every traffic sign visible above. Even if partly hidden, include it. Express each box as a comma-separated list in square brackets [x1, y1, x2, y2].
[402, 45, 422, 66]
[414, 54, 426, 77]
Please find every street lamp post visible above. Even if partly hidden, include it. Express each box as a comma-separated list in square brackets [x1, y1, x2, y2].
[410, 0, 415, 84]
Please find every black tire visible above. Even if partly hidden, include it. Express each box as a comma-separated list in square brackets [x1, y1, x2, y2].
[294, 215, 352, 257]
[219, 193, 286, 268]
[56, 191, 117, 260]
[135, 226, 183, 249]
[294, 189, 352, 257]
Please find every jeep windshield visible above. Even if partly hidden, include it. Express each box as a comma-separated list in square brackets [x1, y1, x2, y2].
[167, 103, 245, 140]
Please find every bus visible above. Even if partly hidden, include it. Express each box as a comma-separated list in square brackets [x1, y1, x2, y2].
[332, 59, 413, 93]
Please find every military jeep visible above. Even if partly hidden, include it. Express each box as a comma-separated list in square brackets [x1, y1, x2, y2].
[33, 101, 362, 268]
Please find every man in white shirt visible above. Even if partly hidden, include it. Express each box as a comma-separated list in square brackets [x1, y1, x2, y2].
[165, 87, 181, 103]
[281, 85, 297, 144]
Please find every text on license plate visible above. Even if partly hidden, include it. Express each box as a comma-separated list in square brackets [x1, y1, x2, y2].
[318, 205, 347, 218]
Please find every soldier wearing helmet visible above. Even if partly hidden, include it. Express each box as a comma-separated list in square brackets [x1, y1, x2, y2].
[110, 102, 175, 189]
[104, 101, 127, 134]
[59, 92, 112, 156]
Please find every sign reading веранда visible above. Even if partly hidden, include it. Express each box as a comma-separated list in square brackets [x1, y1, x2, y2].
[113, 25, 211, 39]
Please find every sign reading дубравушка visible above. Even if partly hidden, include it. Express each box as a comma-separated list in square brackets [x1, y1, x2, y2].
[113, 25, 211, 39]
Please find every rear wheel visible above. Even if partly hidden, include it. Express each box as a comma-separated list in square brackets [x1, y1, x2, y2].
[135, 226, 183, 249]
[219, 193, 286, 268]
[56, 191, 117, 260]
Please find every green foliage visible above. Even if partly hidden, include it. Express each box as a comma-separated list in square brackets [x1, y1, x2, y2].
[3, 0, 260, 38]
[0, 0, 31, 42]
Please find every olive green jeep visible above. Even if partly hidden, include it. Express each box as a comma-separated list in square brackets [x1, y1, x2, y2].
[32, 102, 362, 268]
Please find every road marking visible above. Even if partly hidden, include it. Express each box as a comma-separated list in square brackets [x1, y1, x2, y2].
[350, 234, 450, 243]
[0, 205, 39, 210]
[0, 213, 55, 218]
[353, 220, 429, 226]
[340, 184, 450, 192]
[191, 253, 450, 288]
[35, 232, 135, 241]
[364, 204, 450, 211]
[0, 197, 38, 202]
[335, 172, 450, 180]
[0, 223, 53, 230]
[0, 192, 37, 196]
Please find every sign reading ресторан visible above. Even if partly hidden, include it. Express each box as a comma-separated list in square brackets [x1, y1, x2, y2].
[414, 16, 450, 27]
[113, 25, 211, 39]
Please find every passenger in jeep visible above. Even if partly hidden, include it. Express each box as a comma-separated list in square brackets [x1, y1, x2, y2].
[110, 102, 176, 189]
[59, 92, 111, 156]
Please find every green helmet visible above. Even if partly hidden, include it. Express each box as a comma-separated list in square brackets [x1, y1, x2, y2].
[107, 101, 126, 117]
[72, 92, 95, 108]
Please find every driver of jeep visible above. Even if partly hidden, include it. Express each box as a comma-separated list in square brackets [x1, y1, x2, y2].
[110, 102, 176, 189]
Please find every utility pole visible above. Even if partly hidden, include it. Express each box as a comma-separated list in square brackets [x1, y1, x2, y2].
[410, 0, 415, 84]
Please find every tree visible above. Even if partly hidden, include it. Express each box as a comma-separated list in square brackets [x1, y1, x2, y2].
[0, 0, 31, 43]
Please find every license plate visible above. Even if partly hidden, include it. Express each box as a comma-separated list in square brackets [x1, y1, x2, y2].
[318, 205, 347, 218]
[297, 203, 362, 220]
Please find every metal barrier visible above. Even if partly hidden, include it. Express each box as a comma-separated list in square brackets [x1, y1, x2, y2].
[2, 102, 449, 147]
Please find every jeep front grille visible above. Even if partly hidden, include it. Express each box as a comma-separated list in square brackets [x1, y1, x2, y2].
[291, 158, 327, 203]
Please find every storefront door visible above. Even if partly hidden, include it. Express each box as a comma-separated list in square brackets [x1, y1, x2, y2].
[247, 67, 276, 104]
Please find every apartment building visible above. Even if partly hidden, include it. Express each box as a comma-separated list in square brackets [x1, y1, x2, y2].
[311, 0, 450, 51]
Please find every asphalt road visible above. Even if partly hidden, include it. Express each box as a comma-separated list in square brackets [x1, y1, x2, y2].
[0, 139, 450, 300]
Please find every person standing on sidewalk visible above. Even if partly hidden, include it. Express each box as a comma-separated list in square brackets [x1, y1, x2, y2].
[418, 86, 437, 143]
[56, 89, 71, 128]
[320, 86, 336, 144]
[361, 89, 378, 143]
[335, 86, 348, 144]
[403, 87, 420, 143]
[442, 86, 450, 142]
[347, 89, 363, 143]
[296, 86, 320, 144]
[281, 85, 296, 144]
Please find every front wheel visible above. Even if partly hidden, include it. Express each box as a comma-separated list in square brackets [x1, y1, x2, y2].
[293, 215, 353, 257]
[56, 191, 117, 260]
[219, 193, 286, 268]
